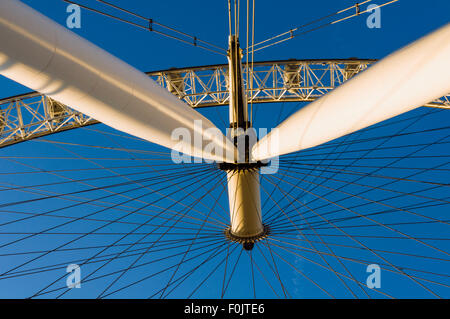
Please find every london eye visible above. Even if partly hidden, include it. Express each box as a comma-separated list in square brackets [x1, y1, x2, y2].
[0, 0, 449, 299]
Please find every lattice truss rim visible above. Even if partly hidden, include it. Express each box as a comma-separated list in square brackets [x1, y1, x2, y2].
[0, 59, 449, 148]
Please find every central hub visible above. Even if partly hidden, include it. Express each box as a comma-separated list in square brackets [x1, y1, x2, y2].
[225, 224, 271, 251]
[217, 161, 267, 171]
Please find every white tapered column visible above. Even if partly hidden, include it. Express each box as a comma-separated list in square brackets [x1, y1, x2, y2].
[0, 0, 236, 162]
[227, 169, 263, 237]
[253, 23, 450, 160]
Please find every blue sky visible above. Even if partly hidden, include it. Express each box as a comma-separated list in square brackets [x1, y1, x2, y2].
[0, 0, 449, 299]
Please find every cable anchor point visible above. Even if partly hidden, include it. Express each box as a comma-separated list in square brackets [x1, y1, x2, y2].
[148, 18, 153, 31]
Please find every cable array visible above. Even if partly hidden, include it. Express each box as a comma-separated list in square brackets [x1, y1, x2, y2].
[62, 0, 227, 56]
[246, 0, 399, 53]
